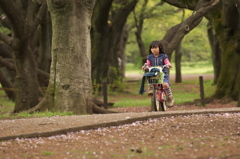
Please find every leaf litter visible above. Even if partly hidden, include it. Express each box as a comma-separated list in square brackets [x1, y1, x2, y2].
[0, 113, 239, 158]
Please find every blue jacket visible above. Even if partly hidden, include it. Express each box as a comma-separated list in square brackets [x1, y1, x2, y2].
[147, 53, 168, 74]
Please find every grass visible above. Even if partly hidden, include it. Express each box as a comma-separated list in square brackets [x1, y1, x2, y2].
[111, 61, 216, 107]
[125, 61, 214, 75]
[0, 61, 215, 119]
[112, 98, 150, 107]
[0, 98, 75, 119]
[110, 79, 216, 107]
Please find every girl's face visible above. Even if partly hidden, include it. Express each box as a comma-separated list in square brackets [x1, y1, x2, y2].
[151, 45, 160, 56]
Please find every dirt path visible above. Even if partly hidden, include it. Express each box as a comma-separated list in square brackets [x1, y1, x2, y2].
[0, 112, 239, 159]
[2, 73, 240, 159]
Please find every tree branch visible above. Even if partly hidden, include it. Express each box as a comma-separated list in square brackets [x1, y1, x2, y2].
[162, 0, 198, 10]
[0, 0, 25, 38]
[112, 0, 138, 33]
[0, 57, 50, 85]
[28, 1, 47, 37]
[162, 0, 220, 54]
[92, 0, 114, 33]
[0, 32, 13, 45]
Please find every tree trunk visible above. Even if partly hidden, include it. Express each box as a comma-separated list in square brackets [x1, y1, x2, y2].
[238, 89, 240, 107]
[44, 0, 96, 114]
[133, 0, 148, 65]
[0, 68, 15, 100]
[0, 0, 47, 112]
[213, 1, 240, 100]
[207, 22, 221, 84]
[175, 43, 182, 83]
[13, 46, 40, 112]
[38, 10, 52, 74]
[91, 0, 138, 87]
[135, 31, 147, 65]
[117, 27, 129, 79]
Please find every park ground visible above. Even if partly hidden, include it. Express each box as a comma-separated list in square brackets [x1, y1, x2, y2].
[0, 74, 239, 158]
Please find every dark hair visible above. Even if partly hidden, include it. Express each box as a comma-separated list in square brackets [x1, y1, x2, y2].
[149, 41, 164, 54]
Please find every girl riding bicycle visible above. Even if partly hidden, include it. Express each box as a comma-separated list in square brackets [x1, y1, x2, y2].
[142, 41, 174, 107]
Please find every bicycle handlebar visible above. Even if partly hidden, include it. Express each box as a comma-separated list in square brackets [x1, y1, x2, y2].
[143, 64, 170, 71]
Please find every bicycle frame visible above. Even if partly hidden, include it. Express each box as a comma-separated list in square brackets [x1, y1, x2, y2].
[155, 83, 167, 102]
[151, 83, 167, 111]
[145, 65, 169, 111]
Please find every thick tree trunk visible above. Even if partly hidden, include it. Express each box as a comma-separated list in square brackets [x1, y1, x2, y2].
[13, 46, 40, 112]
[92, 0, 138, 86]
[45, 0, 96, 114]
[213, 1, 240, 100]
[238, 93, 240, 107]
[0, 0, 47, 112]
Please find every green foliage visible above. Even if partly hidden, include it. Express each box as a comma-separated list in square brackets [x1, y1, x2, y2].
[0, 15, 11, 35]
[126, 1, 212, 65]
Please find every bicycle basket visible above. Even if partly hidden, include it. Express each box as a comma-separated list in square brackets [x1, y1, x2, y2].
[147, 76, 159, 84]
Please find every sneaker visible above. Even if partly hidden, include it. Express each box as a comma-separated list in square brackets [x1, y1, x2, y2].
[167, 95, 174, 107]
[148, 85, 153, 96]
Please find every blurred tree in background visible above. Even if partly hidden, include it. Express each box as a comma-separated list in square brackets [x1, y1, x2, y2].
[0, 0, 47, 112]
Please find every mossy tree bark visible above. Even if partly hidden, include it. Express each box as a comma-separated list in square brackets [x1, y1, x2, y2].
[212, 0, 240, 100]
[0, 0, 47, 112]
[43, 0, 96, 114]
[207, 22, 221, 85]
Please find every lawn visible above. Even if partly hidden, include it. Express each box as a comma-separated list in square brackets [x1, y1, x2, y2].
[109, 62, 215, 108]
[125, 61, 213, 74]
[0, 61, 215, 118]
[109, 78, 216, 107]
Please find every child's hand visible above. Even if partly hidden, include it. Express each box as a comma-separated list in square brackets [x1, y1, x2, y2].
[142, 66, 149, 70]
[142, 63, 149, 70]
[168, 64, 172, 68]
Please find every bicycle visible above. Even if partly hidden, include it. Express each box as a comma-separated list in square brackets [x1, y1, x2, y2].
[145, 65, 170, 111]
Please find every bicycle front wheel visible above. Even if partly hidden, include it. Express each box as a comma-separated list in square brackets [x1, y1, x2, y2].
[152, 86, 160, 111]
[152, 87, 167, 111]
[159, 92, 167, 111]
